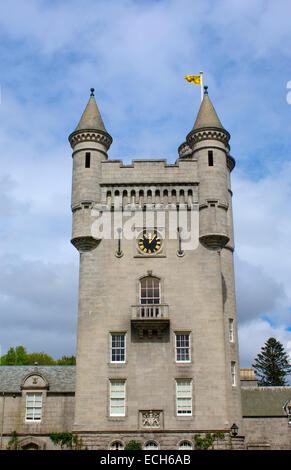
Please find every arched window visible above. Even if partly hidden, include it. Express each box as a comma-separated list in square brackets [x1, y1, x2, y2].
[122, 190, 128, 205]
[144, 441, 159, 450]
[178, 441, 193, 450]
[147, 189, 152, 203]
[110, 441, 124, 450]
[21, 443, 39, 450]
[140, 277, 160, 305]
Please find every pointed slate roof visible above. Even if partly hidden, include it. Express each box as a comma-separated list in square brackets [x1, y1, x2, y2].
[75, 88, 107, 133]
[192, 87, 224, 131]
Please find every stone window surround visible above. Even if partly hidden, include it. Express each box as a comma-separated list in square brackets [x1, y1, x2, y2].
[175, 378, 193, 416]
[136, 272, 164, 306]
[108, 378, 127, 418]
[229, 318, 234, 342]
[25, 391, 43, 423]
[110, 332, 126, 364]
[174, 332, 191, 364]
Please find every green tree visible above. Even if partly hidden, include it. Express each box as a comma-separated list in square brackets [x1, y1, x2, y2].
[56, 355, 76, 365]
[252, 337, 291, 386]
[1, 346, 29, 365]
[0, 346, 76, 366]
[1, 347, 17, 365]
[124, 440, 142, 450]
[27, 352, 56, 365]
[15, 346, 29, 365]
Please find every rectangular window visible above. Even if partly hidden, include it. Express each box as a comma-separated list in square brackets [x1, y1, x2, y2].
[176, 379, 192, 415]
[208, 150, 214, 166]
[110, 380, 126, 416]
[85, 152, 91, 168]
[140, 277, 160, 305]
[175, 333, 190, 362]
[25, 392, 42, 421]
[229, 319, 234, 342]
[231, 362, 236, 386]
[111, 334, 126, 363]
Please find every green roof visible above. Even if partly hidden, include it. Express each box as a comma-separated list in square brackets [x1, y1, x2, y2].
[241, 387, 291, 416]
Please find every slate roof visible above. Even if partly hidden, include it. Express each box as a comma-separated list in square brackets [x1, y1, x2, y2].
[75, 94, 108, 133]
[0, 366, 76, 392]
[1, 366, 290, 416]
[241, 387, 291, 417]
[192, 93, 224, 131]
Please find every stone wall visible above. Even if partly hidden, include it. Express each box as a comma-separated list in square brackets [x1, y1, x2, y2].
[243, 417, 291, 450]
[0, 392, 74, 450]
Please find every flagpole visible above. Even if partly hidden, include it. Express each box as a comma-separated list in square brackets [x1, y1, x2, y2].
[200, 71, 203, 102]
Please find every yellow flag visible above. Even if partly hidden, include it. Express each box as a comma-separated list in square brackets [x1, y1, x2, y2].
[184, 75, 201, 85]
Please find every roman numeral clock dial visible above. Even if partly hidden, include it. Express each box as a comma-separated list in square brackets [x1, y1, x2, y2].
[138, 231, 162, 254]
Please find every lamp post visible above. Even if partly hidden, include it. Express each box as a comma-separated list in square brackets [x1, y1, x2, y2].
[231, 423, 239, 437]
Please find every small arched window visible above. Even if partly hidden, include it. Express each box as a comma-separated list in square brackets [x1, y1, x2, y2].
[144, 441, 159, 450]
[140, 277, 160, 305]
[110, 441, 124, 450]
[178, 441, 193, 450]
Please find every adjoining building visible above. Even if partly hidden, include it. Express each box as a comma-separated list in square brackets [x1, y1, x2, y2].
[0, 90, 290, 450]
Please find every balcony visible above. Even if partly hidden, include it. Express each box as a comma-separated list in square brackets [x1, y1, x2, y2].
[131, 304, 169, 338]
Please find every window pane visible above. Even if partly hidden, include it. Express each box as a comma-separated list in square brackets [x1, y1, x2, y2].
[26, 393, 42, 421]
[176, 334, 190, 362]
[176, 379, 192, 415]
[144, 442, 158, 449]
[110, 380, 126, 416]
[111, 334, 125, 362]
[140, 277, 160, 304]
[179, 441, 192, 450]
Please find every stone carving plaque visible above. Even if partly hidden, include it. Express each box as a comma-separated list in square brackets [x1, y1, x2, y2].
[141, 410, 161, 428]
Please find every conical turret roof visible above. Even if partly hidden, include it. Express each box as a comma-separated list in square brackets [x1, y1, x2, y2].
[192, 87, 224, 131]
[75, 88, 108, 133]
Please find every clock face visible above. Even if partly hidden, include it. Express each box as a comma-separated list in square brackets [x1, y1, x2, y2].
[138, 230, 162, 254]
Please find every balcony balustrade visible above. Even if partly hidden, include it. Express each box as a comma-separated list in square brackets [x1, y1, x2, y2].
[131, 304, 169, 338]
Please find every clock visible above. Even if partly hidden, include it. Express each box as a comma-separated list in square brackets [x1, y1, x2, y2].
[137, 230, 162, 254]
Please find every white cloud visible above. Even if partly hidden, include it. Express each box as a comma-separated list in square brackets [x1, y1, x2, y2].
[235, 256, 288, 325]
[0, 254, 78, 357]
[0, 0, 291, 365]
[238, 319, 291, 369]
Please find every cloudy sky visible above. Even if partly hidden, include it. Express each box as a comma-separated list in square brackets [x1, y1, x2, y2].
[0, 0, 291, 369]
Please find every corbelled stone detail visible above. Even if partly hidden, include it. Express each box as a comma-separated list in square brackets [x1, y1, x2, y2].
[199, 233, 230, 249]
[227, 154, 236, 172]
[177, 141, 193, 158]
[71, 236, 100, 252]
[69, 129, 112, 150]
[186, 127, 230, 150]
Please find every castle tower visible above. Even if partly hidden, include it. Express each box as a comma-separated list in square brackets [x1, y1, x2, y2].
[70, 89, 242, 450]
[69, 88, 112, 252]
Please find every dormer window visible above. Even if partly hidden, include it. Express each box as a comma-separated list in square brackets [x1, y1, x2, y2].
[21, 370, 48, 424]
[283, 400, 291, 424]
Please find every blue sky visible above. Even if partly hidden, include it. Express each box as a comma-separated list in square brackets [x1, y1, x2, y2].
[0, 0, 291, 368]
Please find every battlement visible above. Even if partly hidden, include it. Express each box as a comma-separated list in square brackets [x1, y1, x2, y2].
[100, 157, 198, 185]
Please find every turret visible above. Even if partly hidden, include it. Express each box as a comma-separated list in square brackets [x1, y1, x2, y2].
[185, 86, 235, 249]
[68, 89, 112, 252]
